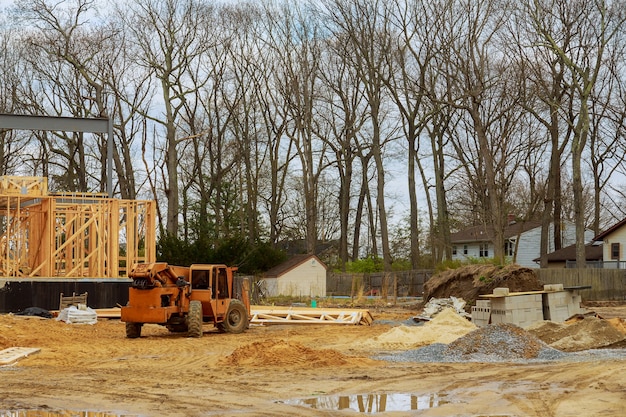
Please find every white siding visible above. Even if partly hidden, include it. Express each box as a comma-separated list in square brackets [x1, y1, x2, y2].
[515, 222, 593, 268]
[451, 243, 492, 262]
[514, 227, 541, 268]
[277, 258, 326, 297]
[452, 221, 594, 268]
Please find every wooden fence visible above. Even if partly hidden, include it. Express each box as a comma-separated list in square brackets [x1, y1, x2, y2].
[250, 268, 625, 302]
[326, 270, 433, 299]
[537, 268, 626, 301]
[327, 268, 626, 302]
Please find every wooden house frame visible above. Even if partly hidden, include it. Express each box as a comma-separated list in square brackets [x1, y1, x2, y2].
[0, 176, 156, 278]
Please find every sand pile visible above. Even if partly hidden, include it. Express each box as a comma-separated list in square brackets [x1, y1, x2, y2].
[220, 339, 352, 367]
[367, 308, 476, 350]
[0, 333, 9, 350]
[528, 317, 626, 352]
[607, 317, 626, 334]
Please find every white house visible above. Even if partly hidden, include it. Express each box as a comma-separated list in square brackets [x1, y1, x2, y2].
[450, 220, 594, 268]
[262, 254, 327, 297]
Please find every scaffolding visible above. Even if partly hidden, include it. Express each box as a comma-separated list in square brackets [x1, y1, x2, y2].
[0, 176, 156, 278]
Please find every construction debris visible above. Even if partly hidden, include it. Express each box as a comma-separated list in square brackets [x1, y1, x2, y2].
[413, 296, 469, 321]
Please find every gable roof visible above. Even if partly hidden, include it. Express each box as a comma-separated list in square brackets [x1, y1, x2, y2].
[534, 242, 603, 263]
[451, 221, 542, 244]
[263, 254, 327, 278]
[593, 217, 626, 241]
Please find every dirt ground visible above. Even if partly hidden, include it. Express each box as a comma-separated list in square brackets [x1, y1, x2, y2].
[0, 303, 625, 417]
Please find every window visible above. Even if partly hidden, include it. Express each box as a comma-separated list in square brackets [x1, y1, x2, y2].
[479, 243, 489, 257]
[611, 242, 620, 260]
[504, 241, 514, 257]
[463, 245, 468, 255]
[452, 246, 457, 255]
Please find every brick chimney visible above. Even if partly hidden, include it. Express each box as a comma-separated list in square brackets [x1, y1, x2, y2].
[507, 213, 516, 225]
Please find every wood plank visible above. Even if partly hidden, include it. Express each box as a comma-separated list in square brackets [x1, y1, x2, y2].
[479, 290, 547, 298]
[0, 347, 40, 366]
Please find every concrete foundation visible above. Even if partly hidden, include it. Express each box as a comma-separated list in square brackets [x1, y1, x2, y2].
[0, 278, 131, 313]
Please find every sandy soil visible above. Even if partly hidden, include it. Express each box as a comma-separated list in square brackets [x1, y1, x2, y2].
[0, 305, 625, 417]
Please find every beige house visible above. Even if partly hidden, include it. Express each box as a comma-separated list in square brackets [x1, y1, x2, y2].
[262, 254, 327, 297]
[593, 218, 626, 268]
[537, 217, 626, 268]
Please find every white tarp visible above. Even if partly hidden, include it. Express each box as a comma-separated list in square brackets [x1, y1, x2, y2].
[56, 305, 98, 325]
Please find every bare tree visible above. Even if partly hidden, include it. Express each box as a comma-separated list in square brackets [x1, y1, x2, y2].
[321, 0, 396, 271]
[16, 0, 114, 192]
[444, 0, 527, 264]
[222, 3, 266, 244]
[119, 0, 216, 236]
[527, 0, 626, 266]
[0, 24, 30, 174]
[265, 1, 329, 254]
[587, 53, 626, 234]
[249, 11, 295, 247]
[511, 1, 574, 266]
[316, 31, 368, 269]
[383, 0, 443, 268]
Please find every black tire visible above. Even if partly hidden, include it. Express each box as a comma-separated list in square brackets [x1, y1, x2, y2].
[220, 299, 249, 334]
[126, 322, 142, 338]
[187, 300, 203, 338]
[166, 323, 188, 333]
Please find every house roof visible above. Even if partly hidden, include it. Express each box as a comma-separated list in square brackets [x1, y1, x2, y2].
[263, 254, 327, 278]
[533, 243, 603, 263]
[593, 217, 626, 241]
[451, 221, 542, 244]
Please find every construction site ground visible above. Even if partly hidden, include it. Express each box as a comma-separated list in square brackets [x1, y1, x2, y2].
[0, 302, 624, 417]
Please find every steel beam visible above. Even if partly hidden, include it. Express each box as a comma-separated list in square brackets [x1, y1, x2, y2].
[0, 113, 114, 197]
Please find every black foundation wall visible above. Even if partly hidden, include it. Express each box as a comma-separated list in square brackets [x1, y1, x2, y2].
[0, 279, 132, 314]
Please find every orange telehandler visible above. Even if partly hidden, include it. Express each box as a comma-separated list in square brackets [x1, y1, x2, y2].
[120, 262, 250, 338]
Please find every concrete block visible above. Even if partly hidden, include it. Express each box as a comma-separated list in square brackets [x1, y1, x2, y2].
[493, 287, 510, 296]
[471, 305, 491, 327]
[544, 305, 570, 322]
[544, 283, 564, 292]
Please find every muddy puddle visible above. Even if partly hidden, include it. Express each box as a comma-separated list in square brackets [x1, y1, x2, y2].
[282, 392, 451, 413]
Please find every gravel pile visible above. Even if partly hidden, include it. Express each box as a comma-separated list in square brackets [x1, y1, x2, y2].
[378, 323, 569, 363]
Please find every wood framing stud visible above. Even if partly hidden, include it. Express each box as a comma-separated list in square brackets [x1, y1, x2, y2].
[0, 176, 156, 278]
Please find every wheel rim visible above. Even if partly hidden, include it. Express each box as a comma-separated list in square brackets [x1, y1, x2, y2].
[229, 309, 242, 326]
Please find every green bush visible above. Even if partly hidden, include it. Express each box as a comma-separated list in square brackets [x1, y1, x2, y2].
[346, 256, 384, 273]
